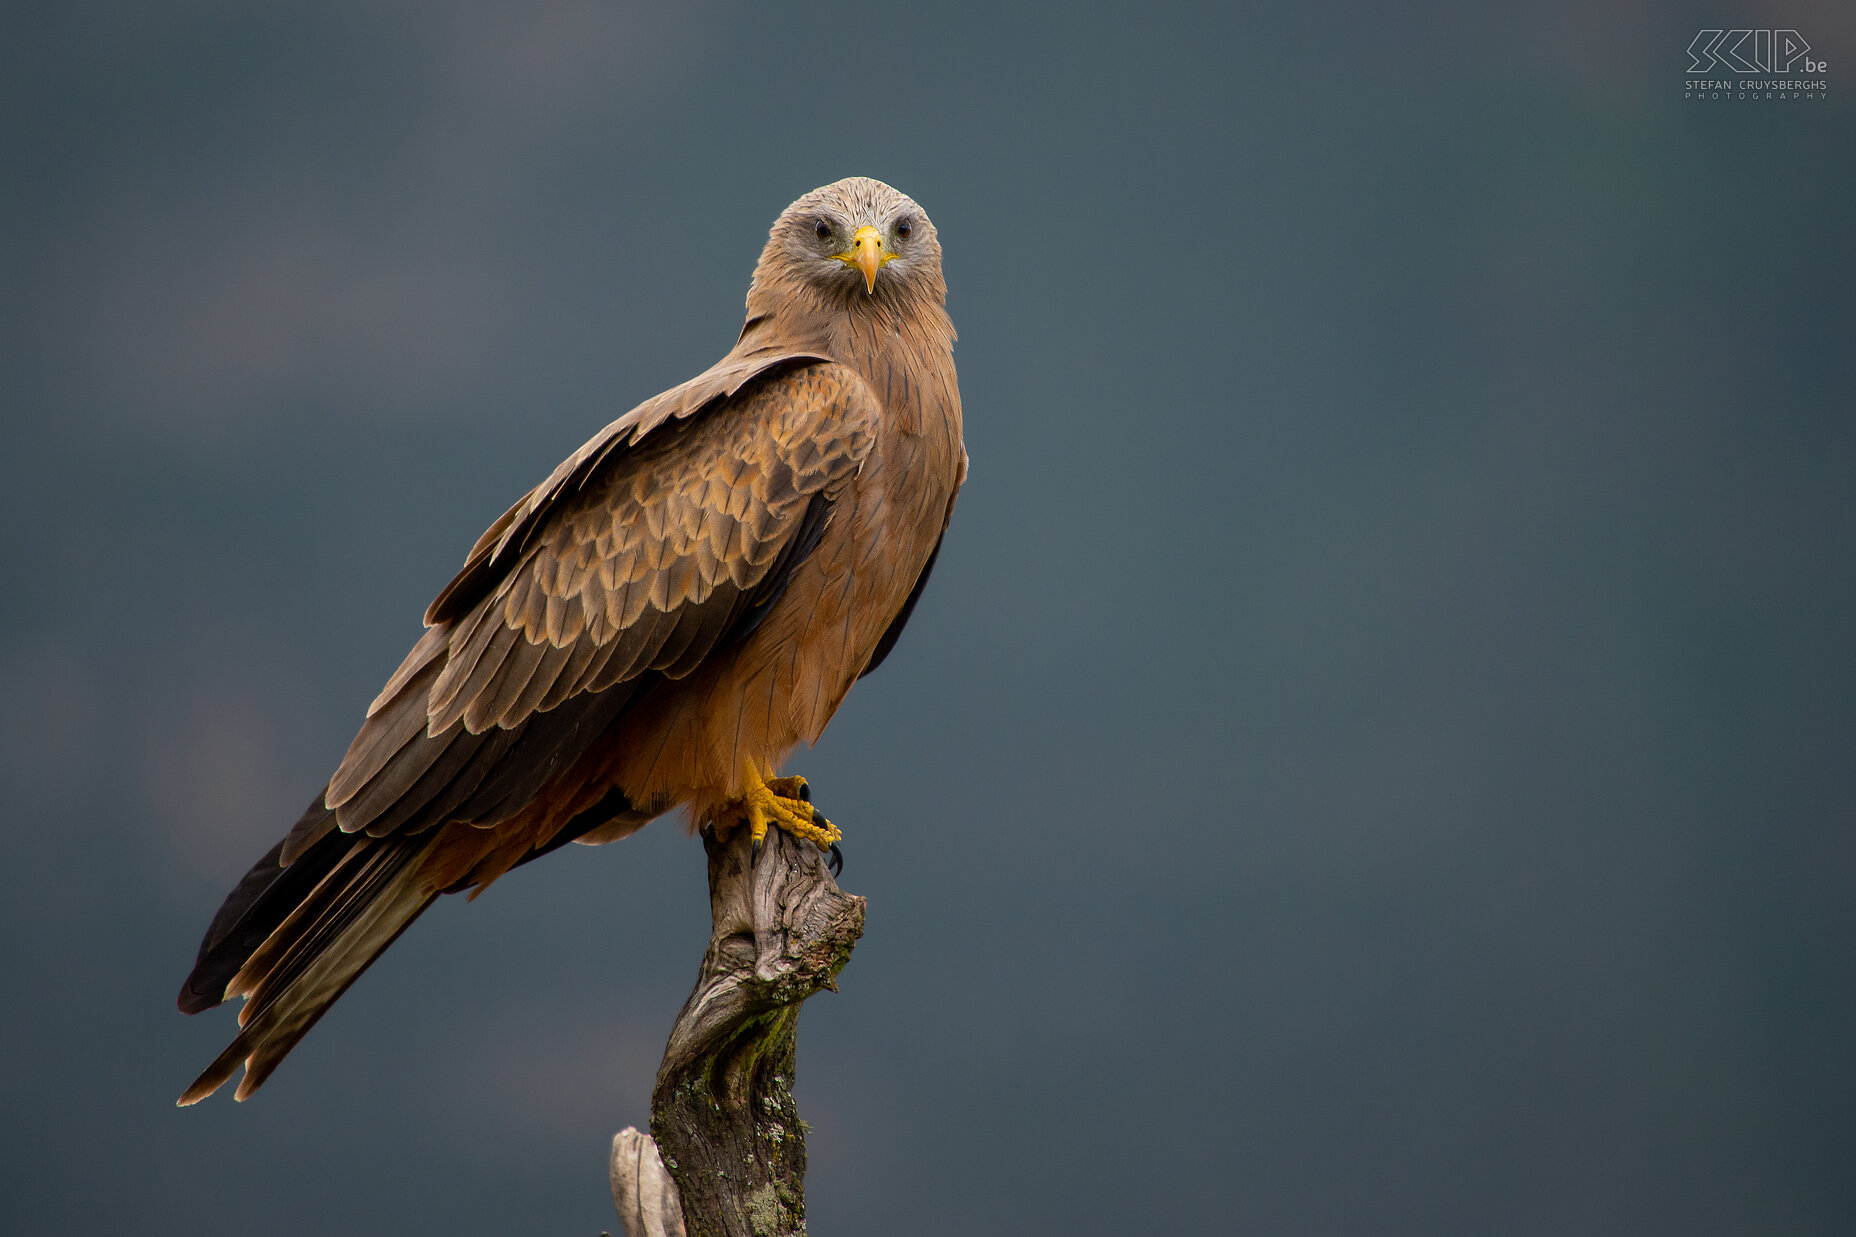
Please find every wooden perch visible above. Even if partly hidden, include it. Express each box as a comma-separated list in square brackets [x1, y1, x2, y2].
[612, 822, 865, 1237]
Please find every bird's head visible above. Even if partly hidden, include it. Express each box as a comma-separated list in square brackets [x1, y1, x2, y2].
[752, 177, 944, 313]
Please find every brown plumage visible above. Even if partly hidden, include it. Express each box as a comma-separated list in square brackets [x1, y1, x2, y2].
[177, 177, 965, 1105]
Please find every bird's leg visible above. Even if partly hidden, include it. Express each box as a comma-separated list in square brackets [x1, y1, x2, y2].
[724, 767, 842, 855]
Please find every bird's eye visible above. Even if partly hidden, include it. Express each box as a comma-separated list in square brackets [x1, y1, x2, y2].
[814, 219, 832, 241]
[895, 217, 913, 239]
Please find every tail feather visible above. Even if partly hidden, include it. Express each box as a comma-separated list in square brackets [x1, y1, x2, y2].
[177, 832, 436, 1106]
[177, 796, 352, 1016]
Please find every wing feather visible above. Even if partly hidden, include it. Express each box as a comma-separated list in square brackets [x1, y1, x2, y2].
[538, 633, 602, 712]
[478, 630, 551, 731]
[325, 661, 441, 809]
[456, 624, 523, 734]
[360, 726, 505, 837]
[337, 718, 459, 830]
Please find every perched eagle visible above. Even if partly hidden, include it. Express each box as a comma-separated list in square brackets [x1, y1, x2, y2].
[177, 177, 964, 1104]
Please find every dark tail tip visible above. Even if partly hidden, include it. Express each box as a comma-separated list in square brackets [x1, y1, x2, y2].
[176, 981, 223, 1016]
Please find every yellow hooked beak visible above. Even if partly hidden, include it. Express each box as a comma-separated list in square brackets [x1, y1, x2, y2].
[834, 225, 896, 294]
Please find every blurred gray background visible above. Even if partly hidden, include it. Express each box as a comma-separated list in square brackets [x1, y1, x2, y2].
[2, 1, 1851, 1233]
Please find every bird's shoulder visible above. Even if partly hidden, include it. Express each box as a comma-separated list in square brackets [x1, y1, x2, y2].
[423, 349, 880, 632]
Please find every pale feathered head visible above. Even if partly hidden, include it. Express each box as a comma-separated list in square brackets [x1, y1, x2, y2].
[750, 177, 946, 315]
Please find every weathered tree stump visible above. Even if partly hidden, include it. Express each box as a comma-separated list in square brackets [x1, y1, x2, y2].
[611, 821, 864, 1237]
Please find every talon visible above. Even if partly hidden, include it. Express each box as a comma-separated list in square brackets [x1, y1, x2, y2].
[726, 769, 842, 854]
[828, 844, 844, 878]
[752, 835, 763, 863]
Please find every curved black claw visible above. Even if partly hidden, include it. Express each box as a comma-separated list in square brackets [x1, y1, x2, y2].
[827, 843, 844, 879]
[751, 835, 763, 865]
[796, 780, 812, 803]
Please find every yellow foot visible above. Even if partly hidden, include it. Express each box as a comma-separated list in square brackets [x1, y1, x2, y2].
[727, 772, 842, 853]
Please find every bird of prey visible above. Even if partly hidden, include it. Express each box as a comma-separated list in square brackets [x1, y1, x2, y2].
[176, 177, 964, 1105]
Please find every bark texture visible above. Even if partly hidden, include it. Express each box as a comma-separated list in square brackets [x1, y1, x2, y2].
[614, 822, 863, 1237]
